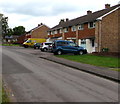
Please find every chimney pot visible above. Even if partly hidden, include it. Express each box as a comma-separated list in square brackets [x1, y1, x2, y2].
[87, 10, 92, 15]
[59, 19, 65, 24]
[105, 4, 110, 9]
[66, 18, 69, 21]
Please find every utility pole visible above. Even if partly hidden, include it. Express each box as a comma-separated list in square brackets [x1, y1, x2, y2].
[0, 13, 3, 44]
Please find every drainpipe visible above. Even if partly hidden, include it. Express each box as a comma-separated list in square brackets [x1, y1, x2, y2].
[98, 20, 102, 52]
[76, 26, 79, 45]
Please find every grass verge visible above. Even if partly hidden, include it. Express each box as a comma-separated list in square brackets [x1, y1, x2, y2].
[0, 44, 20, 46]
[2, 86, 10, 102]
[56, 54, 119, 68]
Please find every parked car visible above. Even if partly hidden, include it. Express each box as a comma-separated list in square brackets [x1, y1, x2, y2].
[47, 44, 53, 52]
[40, 42, 52, 52]
[52, 40, 87, 55]
[33, 43, 41, 49]
[23, 38, 46, 48]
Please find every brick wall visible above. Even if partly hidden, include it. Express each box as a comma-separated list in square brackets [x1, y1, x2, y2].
[64, 27, 76, 39]
[31, 25, 49, 39]
[101, 8, 119, 52]
[78, 23, 95, 39]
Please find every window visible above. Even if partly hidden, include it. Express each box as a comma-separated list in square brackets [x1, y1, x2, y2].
[69, 42, 76, 47]
[45, 43, 52, 45]
[88, 22, 95, 28]
[64, 28, 68, 33]
[51, 31, 54, 35]
[57, 41, 68, 46]
[78, 24, 84, 30]
[60, 29, 63, 33]
[71, 26, 76, 31]
[54, 30, 57, 34]
[26, 40, 31, 43]
[48, 32, 51, 35]
[81, 39, 86, 44]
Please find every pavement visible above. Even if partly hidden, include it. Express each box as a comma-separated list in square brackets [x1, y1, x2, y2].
[39, 53, 120, 83]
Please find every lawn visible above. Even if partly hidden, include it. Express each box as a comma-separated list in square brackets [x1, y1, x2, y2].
[56, 54, 119, 68]
[0, 44, 20, 46]
[2, 86, 10, 102]
[0, 80, 10, 103]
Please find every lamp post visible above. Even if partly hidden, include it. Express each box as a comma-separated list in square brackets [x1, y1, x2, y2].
[0, 14, 3, 43]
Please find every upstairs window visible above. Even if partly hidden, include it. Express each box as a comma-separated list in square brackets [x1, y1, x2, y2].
[88, 22, 95, 28]
[54, 30, 58, 34]
[59, 29, 62, 33]
[78, 24, 84, 30]
[71, 26, 76, 31]
[64, 28, 68, 33]
[51, 31, 54, 35]
[47, 32, 51, 35]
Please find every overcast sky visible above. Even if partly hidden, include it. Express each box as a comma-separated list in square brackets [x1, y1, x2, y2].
[0, 0, 119, 31]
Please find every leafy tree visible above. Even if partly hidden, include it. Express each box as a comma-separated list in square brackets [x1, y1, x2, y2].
[1, 16, 9, 38]
[13, 26, 26, 36]
[6, 28, 13, 36]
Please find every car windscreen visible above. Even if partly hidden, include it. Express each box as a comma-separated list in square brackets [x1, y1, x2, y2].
[45, 43, 52, 45]
[69, 42, 77, 47]
[57, 41, 68, 46]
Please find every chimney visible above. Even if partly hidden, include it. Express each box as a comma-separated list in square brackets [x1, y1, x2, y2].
[105, 4, 110, 9]
[87, 10, 92, 15]
[40, 23, 43, 25]
[59, 19, 65, 24]
[38, 24, 40, 26]
[38, 23, 43, 27]
[66, 18, 69, 22]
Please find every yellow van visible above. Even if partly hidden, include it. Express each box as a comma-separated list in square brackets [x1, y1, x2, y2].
[23, 38, 46, 48]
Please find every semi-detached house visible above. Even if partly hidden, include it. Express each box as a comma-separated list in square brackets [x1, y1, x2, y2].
[47, 4, 120, 53]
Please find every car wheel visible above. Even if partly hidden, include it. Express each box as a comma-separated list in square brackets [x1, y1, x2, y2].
[43, 48, 47, 52]
[24, 45, 28, 48]
[57, 50, 62, 55]
[34, 47, 36, 49]
[79, 51, 83, 55]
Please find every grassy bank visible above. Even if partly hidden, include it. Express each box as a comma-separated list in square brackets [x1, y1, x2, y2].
[56, 54, 119, 68]
[2, 86, 10, 102]
[0, 44, 21, 46]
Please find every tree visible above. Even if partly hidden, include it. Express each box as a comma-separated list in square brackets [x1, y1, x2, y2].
[6, 28, 13, 36]
[13, 26, 26, 36]
[1, 16, 9, 38]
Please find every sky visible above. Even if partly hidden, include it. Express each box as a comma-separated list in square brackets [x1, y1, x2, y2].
[0, 0, 119, 31]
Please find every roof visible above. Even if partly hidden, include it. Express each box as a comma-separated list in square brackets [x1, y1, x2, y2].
[49, 4, 120, 31]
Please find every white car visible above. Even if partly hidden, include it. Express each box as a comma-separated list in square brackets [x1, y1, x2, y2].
[40, 42, 52, 52]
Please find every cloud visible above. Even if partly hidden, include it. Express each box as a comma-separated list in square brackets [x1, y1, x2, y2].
[0, 0, 118, 31]
[0, 0, 82, 17]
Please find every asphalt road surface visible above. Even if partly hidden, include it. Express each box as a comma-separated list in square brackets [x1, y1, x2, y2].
[1, 46, 119, 102]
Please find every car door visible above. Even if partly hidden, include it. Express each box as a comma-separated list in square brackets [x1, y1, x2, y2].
[67, 42, 78, 53]
[60, 41, 69, 53]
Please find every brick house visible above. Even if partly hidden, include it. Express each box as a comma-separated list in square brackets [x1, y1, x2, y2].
[31, 23, 50, 39]
[17, 23, 50, 44]
[48, 4, 120, 53]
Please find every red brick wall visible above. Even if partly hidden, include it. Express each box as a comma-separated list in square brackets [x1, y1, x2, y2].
[64, 27, 76, 39]
[17, 34, 26, 44]
[101, 9, 119, 52]
[31, 25, 49, 39]
[54, 33, 62, 37]
[48, 35, 53, 38]
[78, 23, 95, 39]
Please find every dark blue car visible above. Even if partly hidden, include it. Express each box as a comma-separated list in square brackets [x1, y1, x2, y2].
[52, 40, 87, 55]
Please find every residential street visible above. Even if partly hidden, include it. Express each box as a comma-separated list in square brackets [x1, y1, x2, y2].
[1, 46, 119, 102]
